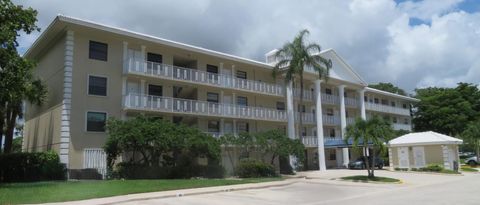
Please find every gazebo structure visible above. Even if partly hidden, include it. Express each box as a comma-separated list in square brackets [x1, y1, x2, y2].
[388, 131, 463, 171]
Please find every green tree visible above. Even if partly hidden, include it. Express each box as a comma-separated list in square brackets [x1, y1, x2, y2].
[255, 129, 305, 166]
[272, 29, 331, 140]
[1, 0, 44, 153]
[413, 83, 480, 136]
[462, 120, 480, 164]
[368, 82, 407, 96]
[105, 116, 221, 170]
[345, 116, 394, 178]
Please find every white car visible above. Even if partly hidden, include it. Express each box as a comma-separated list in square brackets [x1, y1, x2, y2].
[465, 156, 478, 166]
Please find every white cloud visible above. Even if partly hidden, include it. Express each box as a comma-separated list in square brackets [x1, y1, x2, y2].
[13, 0, 480, 92]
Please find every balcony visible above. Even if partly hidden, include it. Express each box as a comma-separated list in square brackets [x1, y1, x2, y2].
[345, 97, 358, 107]
[302, 136, 344, 147]
[124, 93, 288, 122]
[125, 58, 284, 97]
[393, 123, 412, 131]
[365, 102, 410, 116]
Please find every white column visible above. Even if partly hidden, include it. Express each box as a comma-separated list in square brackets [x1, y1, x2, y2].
[286, 81, 296, 139]
[123, 41, 128, 73]
[233, 119, 237, 136]
[231, 65, 236, 88]
[232, 92, 236, 116]
[220, 119, 225, 136]
[358, 89, 366, 120]
[388, 147, 394, 171]
[338, 85, 349, 167]
[140, 45, 146, 72]
[315, 80, 326, 171]
[140, 79, 146, 107]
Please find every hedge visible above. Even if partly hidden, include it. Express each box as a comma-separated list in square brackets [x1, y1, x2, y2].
[236, 158, 277, 178]
[113, 162, 225, 179]
[0, 151, 66, 183]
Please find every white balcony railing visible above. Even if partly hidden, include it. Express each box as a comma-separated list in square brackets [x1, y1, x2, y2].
[323, 115, 340, 125]
[125, 58, 284, 97]
[365, 102, 410, 116]
[346, 117, 356, 125]
[302, 136, 344, 147]
[345, 97, 358, 107]
[124, 93, 288, 122]
[393, 123, 412, 131]
[321, 93, 339, 104]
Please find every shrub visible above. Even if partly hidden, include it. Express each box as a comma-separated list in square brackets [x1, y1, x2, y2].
[419, 164, 443, 172]
[0, 151, 65, 182]
[411, 168, 418, 171]
[394, 167, 408, 171]
[115, 162, 225, 179]
[236, 158, 277, 178]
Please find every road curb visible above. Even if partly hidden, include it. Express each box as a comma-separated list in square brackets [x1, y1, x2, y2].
[40, 179, 301, 205]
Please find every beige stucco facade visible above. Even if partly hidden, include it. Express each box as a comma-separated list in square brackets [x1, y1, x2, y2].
[23, 16, 418, 176]
[390, 144, 460, 170]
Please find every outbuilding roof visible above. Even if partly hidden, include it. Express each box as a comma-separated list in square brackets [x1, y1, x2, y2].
[388, 131, 463, 147]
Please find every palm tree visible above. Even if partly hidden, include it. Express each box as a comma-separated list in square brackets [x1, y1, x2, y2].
[272, 29, 332, 140]
[345, 116, 394, 178]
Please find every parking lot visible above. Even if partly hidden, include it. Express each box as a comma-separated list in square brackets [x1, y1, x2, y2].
[118, 169, 480, 205]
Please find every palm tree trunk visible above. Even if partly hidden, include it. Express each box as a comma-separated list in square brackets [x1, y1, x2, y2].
[299, 74, 304, 141]
[364, 144, 372, 177]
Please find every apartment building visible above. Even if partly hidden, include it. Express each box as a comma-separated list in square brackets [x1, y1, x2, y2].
[22, 15, 418, 175]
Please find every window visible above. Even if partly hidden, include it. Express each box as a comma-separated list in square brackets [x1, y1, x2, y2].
[236, 70, 247, 79]
[393, 117, 398, 123]
[298, 104, 306, 113]
[403, 103, 408, 109]
[89, 41, 108, 61]
[148, 84, 163, 96]
[208, 120, 220, 132]
[302, 127, 307, 136]
[325, 88, 332, 95]
[88, 76, 107, 96]
[147, 52, 162, 63]
[404, 118, 409, 125]
[276, 102, 285, 111]
[206, 64, 218, 73]
[364, 96, 368, 102]
[344, 92, 347, 97]
[374, 98, 379, 104]
[237, 122, 249, 133]
[345, 111, 349, 118]
[86, 112, 107, 132]
[237, 96, 248, 106]
[326, 108, 334, 116]
[329, 149, 336, 160]
[381, 99, 388, 105]
[391, 101, 396, 107]
[207, 92, 219, 103]
[329, 129, 336, 138]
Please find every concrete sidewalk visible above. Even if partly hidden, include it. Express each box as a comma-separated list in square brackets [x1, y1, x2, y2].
[40, 178, 302, 205]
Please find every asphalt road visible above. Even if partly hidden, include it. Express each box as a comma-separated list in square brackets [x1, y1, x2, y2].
[118, 170, 480, 205]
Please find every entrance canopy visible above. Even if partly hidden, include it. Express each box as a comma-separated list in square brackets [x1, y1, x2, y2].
[388, 131, 463, 147]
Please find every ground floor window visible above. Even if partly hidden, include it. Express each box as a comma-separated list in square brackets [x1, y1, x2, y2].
[86, 111, 107, 132]
[328, 149, 336, 160]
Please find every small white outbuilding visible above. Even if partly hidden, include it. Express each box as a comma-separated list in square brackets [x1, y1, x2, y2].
[388, 131, 463, 171]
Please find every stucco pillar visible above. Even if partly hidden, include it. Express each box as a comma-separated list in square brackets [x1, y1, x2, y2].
[140, 79, 146, 107]
[315, 80, 326, 171]
[358, 89, 366, 120]
[338, 85, 349, 167]
[285, 80, 297, 170]
[233, 119, 237, 136]
[220, 119, 225, 136]
[388, 147, 394, 171]
[442, 145, 451, 170]
[122, 41, 128, 73]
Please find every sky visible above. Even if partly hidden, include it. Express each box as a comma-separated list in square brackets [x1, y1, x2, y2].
[13, 0, 480, 93]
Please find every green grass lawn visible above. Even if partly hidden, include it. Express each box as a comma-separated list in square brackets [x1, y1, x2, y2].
[0, 178, 281, 204]
[341, 175, 400, 183]
[461, 167, 479, 172]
